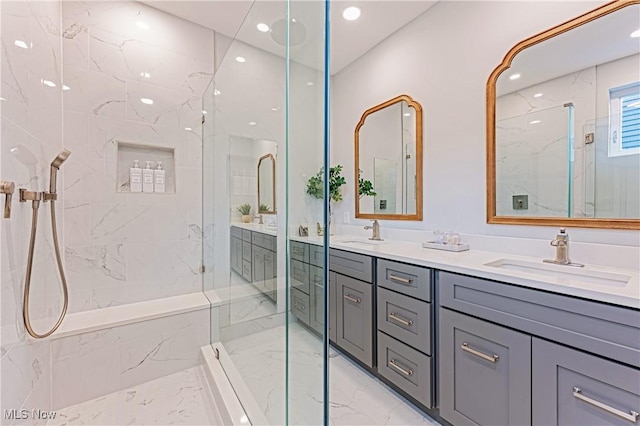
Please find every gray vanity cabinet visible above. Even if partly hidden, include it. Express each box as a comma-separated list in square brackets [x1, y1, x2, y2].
[329, 271, 337, 343]
[336, 273, 373, 367]
[230, 234, 243, 275]
[439, 308, 532, 426]
[309, 265, 325, 334]
[230, 226, 277, 302]
[532, 338, 640, 426]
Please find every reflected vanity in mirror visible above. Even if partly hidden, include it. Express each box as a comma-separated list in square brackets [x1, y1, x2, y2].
[258, 153, 276, 214]
[355, 95, 423, 220]
[487, 0, 640, 230]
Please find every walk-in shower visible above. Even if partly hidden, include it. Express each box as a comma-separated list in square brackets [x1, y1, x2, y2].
[19, 150, 71, 338]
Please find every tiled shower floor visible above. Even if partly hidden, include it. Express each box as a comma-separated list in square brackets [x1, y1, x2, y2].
[47, 367, 221, 425]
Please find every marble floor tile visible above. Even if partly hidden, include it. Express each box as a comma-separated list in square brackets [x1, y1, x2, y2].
[47, 366, 221, 426]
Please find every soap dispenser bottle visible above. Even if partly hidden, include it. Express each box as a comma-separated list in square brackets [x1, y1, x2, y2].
[142, 161, 154, 192]
[130, 160, 142, 193]
[154, 161, 165, 193]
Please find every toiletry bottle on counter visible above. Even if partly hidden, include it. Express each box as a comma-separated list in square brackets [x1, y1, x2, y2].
[154, 161, 165, 193]
[142, 161, 154, 192]
[130, 160, 142, 192]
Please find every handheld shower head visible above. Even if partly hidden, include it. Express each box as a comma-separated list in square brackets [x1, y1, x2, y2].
[49, 149, 71, 194]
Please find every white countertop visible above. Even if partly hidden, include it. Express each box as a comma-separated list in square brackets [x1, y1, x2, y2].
[231, 222, 277, 236]
[289, 234, 640, 309]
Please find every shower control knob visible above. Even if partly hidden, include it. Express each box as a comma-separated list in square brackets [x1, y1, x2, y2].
[0, 180, 15, 218]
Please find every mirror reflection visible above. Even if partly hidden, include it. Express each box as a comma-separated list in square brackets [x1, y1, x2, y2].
[258, 153, 276, 213]
[491, 3, 640, 224]
[356, 95, 423, 220]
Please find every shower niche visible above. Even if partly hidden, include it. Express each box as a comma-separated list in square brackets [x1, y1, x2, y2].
[116, 141, 176, 193]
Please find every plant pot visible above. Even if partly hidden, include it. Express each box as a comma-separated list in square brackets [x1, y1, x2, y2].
[242, 215, 251, 223]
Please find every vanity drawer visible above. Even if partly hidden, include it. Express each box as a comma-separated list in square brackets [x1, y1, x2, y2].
[377, 331, 432, 408]
[378, 259, 430, 302]
[290, 241, 309, 263]
[310, 265, 324, 288]
[242, 229, 252, 241]
[291, 287, 310, 325]
[231, 226, 243, 239]
[378, 287, 431, 355]
[309, 244, 324, 267]
[329, 249, 373, 283]
[290, 259, 310, 294]
[533, 338, 640, 426]
[242, 260, 252, 281]
[439, 271, 640, 367]
[242, 241, 252, 262]
[253, 233, 276, 252]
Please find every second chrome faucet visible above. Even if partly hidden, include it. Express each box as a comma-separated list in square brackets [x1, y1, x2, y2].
[364, 220, 383, 241]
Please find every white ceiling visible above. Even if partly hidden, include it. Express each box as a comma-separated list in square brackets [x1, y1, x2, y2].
[139, 0, 437, 75]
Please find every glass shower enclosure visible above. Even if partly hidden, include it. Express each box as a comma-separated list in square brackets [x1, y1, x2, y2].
[202, 1, 329, 424]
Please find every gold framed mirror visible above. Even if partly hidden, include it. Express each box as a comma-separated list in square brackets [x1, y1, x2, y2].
[257, 153, 276, 214]
[355, 95, 423, 221]
[487, 0, 640, 230]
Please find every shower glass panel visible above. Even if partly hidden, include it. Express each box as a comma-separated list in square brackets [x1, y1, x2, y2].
[202, 1, 328, 424]
[495, 104, 573, 217]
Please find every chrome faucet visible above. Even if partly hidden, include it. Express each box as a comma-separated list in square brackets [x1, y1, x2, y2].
[364, 220, 383, 241]
[543, 228, 583, 267]
[254, 215, 263, 224]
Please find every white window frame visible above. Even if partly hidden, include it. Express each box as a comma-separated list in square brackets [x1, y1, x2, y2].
[609, 82, 640, 157]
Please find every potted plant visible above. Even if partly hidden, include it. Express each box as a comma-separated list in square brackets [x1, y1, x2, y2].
[236, 204, 251, 223]
[306, 165, 346, 234]
[358, 169, 376, 198]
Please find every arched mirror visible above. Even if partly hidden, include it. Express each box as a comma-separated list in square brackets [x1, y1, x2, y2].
[487, 0, 640, 230]
[355, 95, 423, 221]
[257, 154, 276, 214]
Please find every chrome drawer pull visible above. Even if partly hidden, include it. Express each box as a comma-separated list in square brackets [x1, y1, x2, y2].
[388, 274, 413, 285]
[461, 342, 499, 363]
[389, 312, 413, 326]
[573, 387, 639, 423]
[389, 359, 413, 376]
[343, 294, 361, 304]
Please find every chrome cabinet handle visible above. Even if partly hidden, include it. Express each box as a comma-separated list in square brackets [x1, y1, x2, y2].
[343, 294, 361, 304]
[388, 274, 413, 285]
[295, 302, 305, 311]
[573, 387, 639, 423]
[389, 312, 413, 326]
[461, 342, 499, 363]
[389, 359, 413, 376]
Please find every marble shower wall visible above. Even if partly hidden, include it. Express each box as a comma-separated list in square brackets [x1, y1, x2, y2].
[60, 1, 214, 312]
[1, 0, 64, 419]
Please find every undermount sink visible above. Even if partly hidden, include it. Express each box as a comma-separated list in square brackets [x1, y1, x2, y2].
[338, 239, 388, 246]
[484, 258, 631, 287]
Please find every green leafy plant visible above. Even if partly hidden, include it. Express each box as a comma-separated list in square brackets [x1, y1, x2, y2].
[259, 203, 270, 212]
[306, 165, 346, 203]
[236, 204, 251, 215]
[358, 169, 376, 198]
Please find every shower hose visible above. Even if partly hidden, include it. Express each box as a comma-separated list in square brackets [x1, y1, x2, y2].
[22, 198, 69, 338]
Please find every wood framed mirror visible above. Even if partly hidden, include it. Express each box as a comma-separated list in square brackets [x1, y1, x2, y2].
[257, 153, 276, 214]
[355, 95, 423, 221]
[487, 0, 640, 230]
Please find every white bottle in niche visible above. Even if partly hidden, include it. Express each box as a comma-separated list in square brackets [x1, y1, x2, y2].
[130, 160, 142, 192]
[154, 161, 166, 193]
[142, 161, 154, 192]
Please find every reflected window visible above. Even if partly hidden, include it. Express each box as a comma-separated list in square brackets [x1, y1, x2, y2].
[609, 82, 640, 157]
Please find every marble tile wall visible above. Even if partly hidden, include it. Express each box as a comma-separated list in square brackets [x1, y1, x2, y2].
[1, 0, 63, 420]
[60, 1, 214, 312]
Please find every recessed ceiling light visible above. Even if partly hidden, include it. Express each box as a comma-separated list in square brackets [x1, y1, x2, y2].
[62, 85, 70, 91]
[213, 90, 221, 96]
[0, 97, 6, 101]
[140, 72, 151, 78]
[509, 73, 521, 80]
[533, 93, 543, 98]
[257, 23, 269, 32]
[202, 110, 208, 114]
[235, 56, 246, 63]
[137, 21, 149, 30]
[403, 113, 411, 117]
[240, 415, 249, 424]
[529, 120, 541, 124]
[271, 107, 279, 111]
[41, 79, 56, 87]
[306, 81, 314, 86]
[630, 29, 640, 38]
[185, 127, 192, 131]
[140, 98, 154, 105]
[14, 40, 29, 49]
[342, 6, 361, 21]
[248, 121, 257, 126]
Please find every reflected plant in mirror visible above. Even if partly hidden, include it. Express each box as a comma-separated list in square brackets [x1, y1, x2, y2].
[487, 0, 640, 230]
[306, 165, 346, 203]
[355, 94, 423, 221]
